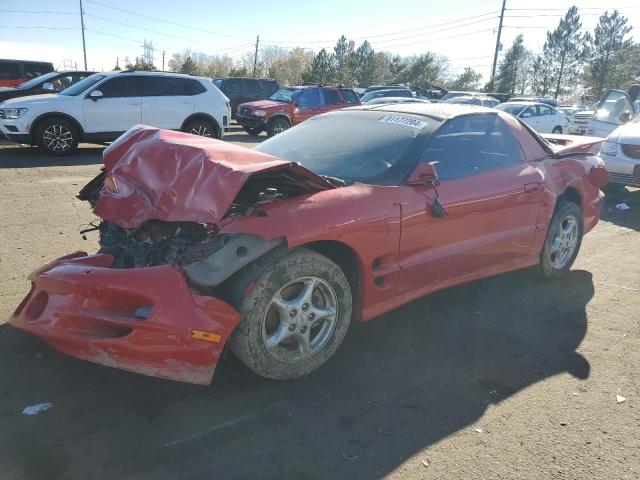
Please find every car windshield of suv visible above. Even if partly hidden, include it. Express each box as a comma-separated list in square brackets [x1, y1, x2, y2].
[268, 87, 301, 103]
[60, 74, 106, 96]
[15, 71, 59, 90]
[255, 110, 440, 185]
[496, 103, 527, 116]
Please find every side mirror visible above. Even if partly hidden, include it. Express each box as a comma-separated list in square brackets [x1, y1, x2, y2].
[42, 82, 55, 93]
[89, 90, 103, 101]
[620, 111, 631, 123]
[406, 163, 439, 186]
[521, 112, 532, 118]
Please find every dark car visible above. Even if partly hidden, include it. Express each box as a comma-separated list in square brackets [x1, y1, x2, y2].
[362, 84, 409, 95]
[0, 59, 54, 88]
[361, 88, 413, 103]
[212, 77, 279, 118]
[0, 71, 95, 102]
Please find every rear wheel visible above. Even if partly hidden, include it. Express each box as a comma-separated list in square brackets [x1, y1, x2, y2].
[184, 118, 218, 138]
[540, 201, 583, 279]
[228, 248, 352, 380]
[35, 117, 79, 155]
[243, 126, 263, 135]
[552, 126, 563, 134]
[266, 117, 290, 137]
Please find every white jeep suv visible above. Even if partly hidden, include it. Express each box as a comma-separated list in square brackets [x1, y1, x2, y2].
[0, 71, 231, 155]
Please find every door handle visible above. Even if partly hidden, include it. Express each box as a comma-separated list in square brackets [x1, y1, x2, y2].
[524, 182, 542, 193]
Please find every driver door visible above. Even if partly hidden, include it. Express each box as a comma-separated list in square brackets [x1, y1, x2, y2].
[292, 87, 324, 125]
[83, 76, 141, 134]
[397, 114, 545, 292]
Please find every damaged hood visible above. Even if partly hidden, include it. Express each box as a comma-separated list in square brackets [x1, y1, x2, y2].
[94, 125, 336, 228]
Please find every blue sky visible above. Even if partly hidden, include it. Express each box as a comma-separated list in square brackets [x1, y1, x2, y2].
[1, 0, 639, 82]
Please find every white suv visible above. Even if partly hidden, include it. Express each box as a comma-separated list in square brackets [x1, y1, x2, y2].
[0, 71, 231, 155]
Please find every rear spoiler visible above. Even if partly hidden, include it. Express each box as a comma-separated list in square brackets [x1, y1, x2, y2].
[541, 134, 604, 157]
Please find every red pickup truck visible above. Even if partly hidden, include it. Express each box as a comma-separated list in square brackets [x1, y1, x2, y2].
[236, 85, 361, 136]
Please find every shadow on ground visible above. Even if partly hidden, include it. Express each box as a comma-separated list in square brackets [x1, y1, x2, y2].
[0, 144, 105, 168]
[0, 268, 593, 480]
[600, 187, 640, 231]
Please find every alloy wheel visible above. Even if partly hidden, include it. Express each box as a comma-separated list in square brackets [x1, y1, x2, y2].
[261, 276, 338, 364]
[549, 214, 579, 269]
[190, 124, 212, 137]
[42, 124, 73, 153]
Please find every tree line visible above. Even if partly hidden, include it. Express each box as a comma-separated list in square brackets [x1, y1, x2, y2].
[134, 6, 637, 101]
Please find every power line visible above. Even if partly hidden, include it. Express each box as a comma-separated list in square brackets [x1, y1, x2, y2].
[370, 27, 496, 50]
[85, 13, 201, 43]
[84, 0, 250, 41]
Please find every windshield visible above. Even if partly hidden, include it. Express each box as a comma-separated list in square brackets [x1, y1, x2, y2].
[254, 110, 440, 185]
[268, 87, 301, 103]
[15, 72, 59, 90]
[445, 97, 475, 104]
[496, 103, 527, 116]
[361, 92, 384, 103]
[60, 74, 106, 96]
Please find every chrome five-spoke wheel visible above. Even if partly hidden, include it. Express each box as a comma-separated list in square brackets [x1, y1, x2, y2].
[262, 276, 338, 363]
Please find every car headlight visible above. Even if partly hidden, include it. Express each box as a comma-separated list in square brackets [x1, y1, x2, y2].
[0, 107, 28, 119]
[600, 141, 619, 156]
[254, 109, 267, 117]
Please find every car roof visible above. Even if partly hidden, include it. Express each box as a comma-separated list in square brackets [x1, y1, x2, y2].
[500, 101, 543, 106]
[354, 102, 495, 120]
[101, 70, 209, 80]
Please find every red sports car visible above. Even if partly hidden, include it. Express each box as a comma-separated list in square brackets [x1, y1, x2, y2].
[10, 104, 607, 384]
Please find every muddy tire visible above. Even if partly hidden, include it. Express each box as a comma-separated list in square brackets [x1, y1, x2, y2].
[35, 117, 79, 156]
[540, 201, 583, 279]
[266, 117, 290, 137]
[228, 248, 352, 380]
[243, 126, 263, 135]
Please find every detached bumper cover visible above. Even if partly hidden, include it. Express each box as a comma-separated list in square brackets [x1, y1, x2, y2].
[10, 252, 241, 385]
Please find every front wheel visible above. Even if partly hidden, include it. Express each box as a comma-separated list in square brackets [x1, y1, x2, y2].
[552, 126, 563, 134]
[36, 117, 79, 155]
[228, 248, 352, 380]
[540, 201, 583, 279]
[266, 117, 290, 137]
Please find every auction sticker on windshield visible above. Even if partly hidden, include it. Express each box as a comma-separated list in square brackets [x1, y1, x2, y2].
[378, 115, 427, 130]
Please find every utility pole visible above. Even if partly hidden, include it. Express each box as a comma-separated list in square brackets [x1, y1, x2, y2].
[489, 0, 506, 91]
[79, 0, 88, 70]
[253, 35, 259, 77]
[162, 51, 165, 71]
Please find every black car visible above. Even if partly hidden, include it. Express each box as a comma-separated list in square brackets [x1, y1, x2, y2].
[361, 84, 409, 95]
[0, 71, 95, 102]
[212, 77, 279, 118]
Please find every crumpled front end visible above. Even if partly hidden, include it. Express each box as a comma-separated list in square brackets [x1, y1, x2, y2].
[10, 252, 241, 385]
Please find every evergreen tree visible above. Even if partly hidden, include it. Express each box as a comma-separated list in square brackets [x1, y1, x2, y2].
[304, 48, 333, 84]
[354, 40, 376, 87]
[584, 10, 633, 96]
[332, 35, 356, 86]
[179, 56, 198, 75]
[543, 6, 587, 99]
[495, 35, 532, 94]
[448, 67, 482, 90]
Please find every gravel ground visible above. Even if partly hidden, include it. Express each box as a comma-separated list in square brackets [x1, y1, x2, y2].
[0, 131, 638, 480]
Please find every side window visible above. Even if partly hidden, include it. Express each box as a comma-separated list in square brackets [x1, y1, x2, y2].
[297, 88, 323, 108]
[262, 80, 278, 95]
[323, 89, 341, 105]
[25, 62, 51, 78]
[0, 61, 21, 79]
[225, 78, 241, 94]
[539, 105, 553, 116]
[594, 90, 633, 125]
[398, 90, 412, 98]
[53, 75, 74, 91]
[522, 106, 537, 118]
[184, 79, 206, 95]
[421, 115, 523, 181]
[340, 89, 359, 104]
[96, 77, 139, 98]
[244, 79, 261, 95]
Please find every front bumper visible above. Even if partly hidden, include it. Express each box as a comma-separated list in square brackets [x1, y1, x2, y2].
[236, 114, 267, 129]
[600, 152, 640, 187]
[10, 252, 241, 384]
[0, 114, 34, 143]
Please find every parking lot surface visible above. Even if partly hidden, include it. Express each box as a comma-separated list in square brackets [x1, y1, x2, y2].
[0, 129, 639, 479]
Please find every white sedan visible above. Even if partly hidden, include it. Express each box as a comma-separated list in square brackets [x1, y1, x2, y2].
[496, 101, 568, 134]
[598, 112, 640, 188]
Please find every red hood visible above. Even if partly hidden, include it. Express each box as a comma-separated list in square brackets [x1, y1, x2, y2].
[240, 99, 290, 111]
[94, 125, 335, 228]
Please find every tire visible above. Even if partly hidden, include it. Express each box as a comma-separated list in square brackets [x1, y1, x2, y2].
[184, 118, 218, 138]
[552, 126, 563, 134]
[35, 117, 79, 155]
[243, 126, 263, 135]
[539, 200, 583, 279]
[228, 248, 352, 380]
[266, 117, 290, 137]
